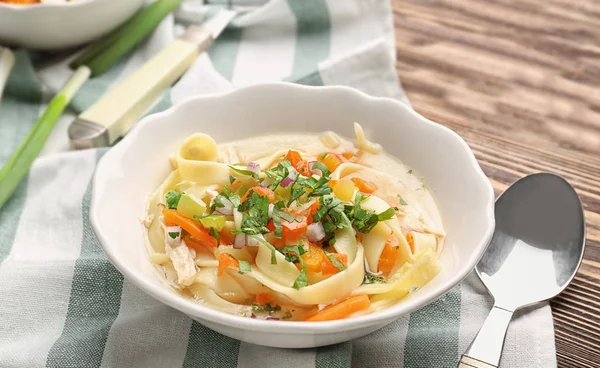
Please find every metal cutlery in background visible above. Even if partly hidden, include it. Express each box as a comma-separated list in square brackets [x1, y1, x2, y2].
[458, 173, 585, 368]
[68, 0, 268, 150]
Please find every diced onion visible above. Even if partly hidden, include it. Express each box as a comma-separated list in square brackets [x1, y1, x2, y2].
[246, 235, 259, 247]
[165, 226, 182, 245]
[280, 176, 294, 188]
[234, 234, 247, 249]
[268, 203, 274, 218]
[215, 197, 233, 216]
[306, 222, 326, 242]
[308, 161, 322, 176]
[246, 162, 261, 173]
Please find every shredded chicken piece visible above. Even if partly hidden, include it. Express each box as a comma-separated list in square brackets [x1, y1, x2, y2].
[169, 243, 197, 286]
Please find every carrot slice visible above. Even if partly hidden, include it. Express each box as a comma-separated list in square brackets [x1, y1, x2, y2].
[351, 177, 377, 194]
[295, 160, 312, 177]
[256, 292, 275, 305]
[285, 150, 302, 167]
[162, 209, 217, 248]
[305, 295, 371, 322]
[218, 253, 239, 276]
[321, 253, 348, 275]
[240, 186, 275, 204]
[282, 216, 308, 239]
[1, 0, 39, 3]
[318, 152, 343, 172]
[378, 235, 400, 274]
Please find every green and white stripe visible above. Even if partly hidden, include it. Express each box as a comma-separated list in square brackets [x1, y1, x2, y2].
[0, 1, 557, 367]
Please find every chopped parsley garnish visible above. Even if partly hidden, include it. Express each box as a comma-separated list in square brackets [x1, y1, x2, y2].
[279, 244, 309, 289]
[325, 252, 347, 272]
[397, 194, 408, 206]
[409, 286, 420, 293]
[221, 186, 241, 207]
[229, 175, 235, 184]
[263, 303, 281, 313]
[211, 186, 241, 212]
[266, 160, 331, 206]
[253, 303, 282, 314]
[282, 310, 293, 320]
[249, 235, 278, 264]
[407, 169, 413, 175]
[311, 161, 330, 177]
[363, 273, 385, 284]
[229, 164, 259, 180]
[209, 228, 220, 245]
[237, 191, 270, 235]
[344, 193, 396, 233]
[165, 190, 182, 209]
[168, 231, 179, 239]
[238, 260, 251, 274]
[265, 160, 292, 190]
[271, 201, 285, 238]
[313, 195, 350, 240]
[279, 244, 307, 264]
[279, 212, 303, 223]
[292, 259, 308, 290]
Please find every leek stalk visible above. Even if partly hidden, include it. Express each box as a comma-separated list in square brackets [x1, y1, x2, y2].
[0, 0, 182, 209]
[0, 66, 91, 209]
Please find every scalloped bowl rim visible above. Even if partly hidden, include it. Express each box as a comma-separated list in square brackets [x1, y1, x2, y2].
[90, 83, 495, 334]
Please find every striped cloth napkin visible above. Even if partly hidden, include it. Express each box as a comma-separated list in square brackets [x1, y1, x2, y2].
[0, 0, 557, 367]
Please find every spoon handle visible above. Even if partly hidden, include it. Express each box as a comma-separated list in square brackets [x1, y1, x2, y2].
[458, 305, 514, 368]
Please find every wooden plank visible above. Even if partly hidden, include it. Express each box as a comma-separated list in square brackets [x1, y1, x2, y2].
[392, 1, 600, 366]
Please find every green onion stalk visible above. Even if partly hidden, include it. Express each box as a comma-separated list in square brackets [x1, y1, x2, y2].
[0, 0, 182, 210]
[0, 66, 90, 209]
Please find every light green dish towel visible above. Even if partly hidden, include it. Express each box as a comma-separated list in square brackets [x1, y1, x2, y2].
[0, 0, 556, 367]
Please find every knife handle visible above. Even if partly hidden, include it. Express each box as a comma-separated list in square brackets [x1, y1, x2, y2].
[457, 305, 514, 368]
[69, 28, 212, 148]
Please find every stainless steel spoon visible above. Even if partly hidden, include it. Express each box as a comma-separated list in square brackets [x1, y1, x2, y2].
[458, 173, 586, 368]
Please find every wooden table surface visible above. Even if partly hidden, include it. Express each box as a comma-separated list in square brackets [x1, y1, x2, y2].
[392, 0, 600, 366]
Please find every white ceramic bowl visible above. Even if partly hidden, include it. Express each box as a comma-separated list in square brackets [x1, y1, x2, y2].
[91, 83, 495, 348]
[0, 0, 145, 50]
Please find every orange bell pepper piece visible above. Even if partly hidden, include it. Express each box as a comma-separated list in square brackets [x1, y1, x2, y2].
[285, 150, 302, 167]
[378, 235, 400, 274]
[321, 253, 348, 275]
[282, 216, 308, 239]
[256, 292, 275, 305]
[300, 243, 325, 272]
[162, 209, 217, 248]
[218, 253, 239, 276]
[318, 152, 343, 172]
[351, 177, 377, 194]
[240, 186, 275, 204]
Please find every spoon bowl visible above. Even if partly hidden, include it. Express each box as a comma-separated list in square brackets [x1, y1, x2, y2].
[459, 173, 585, 368]
[478, 173, 585, 310]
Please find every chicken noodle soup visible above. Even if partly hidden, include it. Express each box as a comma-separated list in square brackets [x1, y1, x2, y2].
[144, 123, 445, 321]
